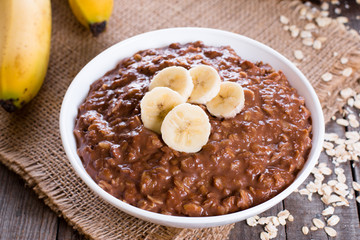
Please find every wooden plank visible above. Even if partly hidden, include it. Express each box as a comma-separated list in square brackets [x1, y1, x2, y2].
[284, 112, 360, 239]
[315, 0, 360, 31]
[319, 113, 360, 239]
[57, 218, 86, 240]
[229, 202, 286, 240]
[0, 164, 58, 240]
[283, 151, 330, 240]
[344, 105, 360, 220]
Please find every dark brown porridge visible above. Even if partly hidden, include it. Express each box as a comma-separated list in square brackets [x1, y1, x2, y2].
[74, 41, 312, 217]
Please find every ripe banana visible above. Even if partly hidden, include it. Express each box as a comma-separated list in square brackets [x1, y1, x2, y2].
[206, 82, 245, 118]
[161, 103, 211, 153]
[149, 66, 194, 101]
[0, 0, 51, 112]
[68, 0, 113, 37]
[188, 65, 221, 104]
[140, 87, 185, 134]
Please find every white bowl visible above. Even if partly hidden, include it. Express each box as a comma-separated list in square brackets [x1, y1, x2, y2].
[60, 27, 324, 228]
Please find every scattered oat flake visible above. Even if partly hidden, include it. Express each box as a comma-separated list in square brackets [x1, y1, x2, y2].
[328, 180, 338, 186]
[291, 28, 300, 38]
[304, 23, 316, 30]
[337, 16, 349, 24]
[316, 17, 332, 27]
[340, 57, 349, 64]
[302, 38, 314, 46]
[320, 167, 332, 175]
[349, 119, 360, 128]
[317, 36, 327, 43]
[327, 215, 340, 226]
[260, 231, 270, 240]
[268, 230, 277, 239]
[342, 67, 353, 77]
[334, 7, 341, 14]
[310, 226, 318, 231]
[300, 30, 312, 38]
[321, 10, 329, 17]
[289, 25, 299, 38]
[271, 216, 280, 226]
[265, 223, 277, 233]
[322, 206, 335, 216]
[336, 119, 349, 126]
[246, 216, 258, 226]
[322, 184, 333, 196]
[277, 210, 290, 219]
[313, 40, 322, 50]
[324, 133, 338, 141]
[337, 173, 346, 183]
[325, 226, 337, 237]
[299, 7, 307, 16]
[354, 99, 360, 109]
[348, 114, 356, 121]
[321, 2, 329, 10]
[357, 196, 360, 203]
[302, 226, 309, 235]
[278, 217, 286, 226]
[258, 217, 268, 225]
[321, 194, 342, 204]
[340, 87, 355, 99]
[294, 50, 304, 60]
[323, 141, 334, 149]
[280, 15, 289, 24]
[288, 215, 294, 222]
[313, 218, 325, 229]
[306, 12, 314, 21]
[353, 181, 360, 191]
[335, 167, 344, 175]
[357, 0, 360, 4]
[321, 72, 333, 82]
[299, 188, 310, 195]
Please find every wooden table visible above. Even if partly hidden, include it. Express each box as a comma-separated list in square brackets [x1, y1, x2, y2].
[1, 1, 359, 239]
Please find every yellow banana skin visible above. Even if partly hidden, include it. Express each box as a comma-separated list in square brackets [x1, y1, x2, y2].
[68, 0, 114, 37]
[0, 0, 51, 112]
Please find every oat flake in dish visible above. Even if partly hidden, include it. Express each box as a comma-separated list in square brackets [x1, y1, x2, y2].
[74, 41, 312, 217]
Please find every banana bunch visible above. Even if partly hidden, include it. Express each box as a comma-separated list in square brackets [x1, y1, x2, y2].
[141, 65, 245, 153]
[0, 0, 51, 112]
[68, 0, 113, 37]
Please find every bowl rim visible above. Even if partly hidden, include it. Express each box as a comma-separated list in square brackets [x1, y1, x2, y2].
[60, 27, 325, 228]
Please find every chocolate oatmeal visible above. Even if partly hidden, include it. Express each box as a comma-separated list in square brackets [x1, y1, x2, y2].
[74, 41, 312, 217]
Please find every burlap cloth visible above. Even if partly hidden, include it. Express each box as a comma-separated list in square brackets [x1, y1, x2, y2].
[0, 0, 359, 239]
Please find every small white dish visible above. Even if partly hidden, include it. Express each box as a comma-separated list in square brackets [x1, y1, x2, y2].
[60, 27, 324, 228]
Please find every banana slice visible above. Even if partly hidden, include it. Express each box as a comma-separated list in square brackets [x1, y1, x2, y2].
[140, 87, 185, 134]
[188, 65, 221, 104]
[161, 103, 211, 153]
[149, 66, 194, 100]
[206, 82, 245, 118]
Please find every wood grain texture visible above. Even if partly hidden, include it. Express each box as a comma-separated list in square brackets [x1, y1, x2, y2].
[283, 153, 329, 240]
[228, 203, 286, 240]
[0, 164, 58, 240]
[321, 113, 360, 239]
[57, 218, 86, 240]
[345, 105, 360, 221]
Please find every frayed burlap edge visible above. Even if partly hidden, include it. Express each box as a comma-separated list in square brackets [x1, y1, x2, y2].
[322, 49, 360, 120]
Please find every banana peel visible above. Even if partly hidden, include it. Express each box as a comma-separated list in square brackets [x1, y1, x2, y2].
[0, 0, 52, 112]
[68, 0, 114, 37]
